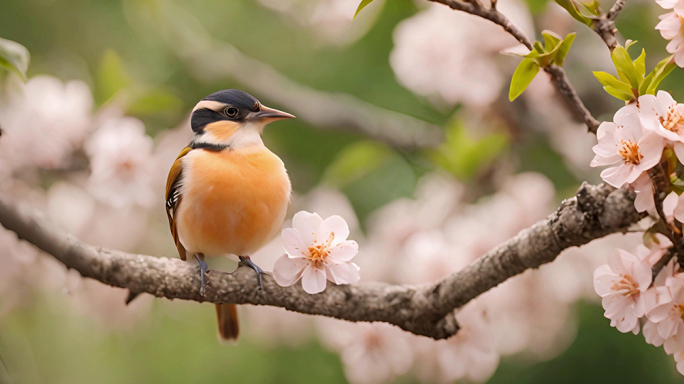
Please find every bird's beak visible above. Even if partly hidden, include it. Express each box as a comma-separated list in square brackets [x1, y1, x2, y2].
[250, 105, 296, 123]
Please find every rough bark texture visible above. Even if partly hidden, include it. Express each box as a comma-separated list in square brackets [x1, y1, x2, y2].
[0, 183, 644, 339]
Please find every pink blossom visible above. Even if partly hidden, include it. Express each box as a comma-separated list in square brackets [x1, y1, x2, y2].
[638, 91, 684, 141]
[594, 249, 652, 333]
[389, 0, 533, 108]
[646, 275, 684, 352]
[0, 75, 93, 172]
[656, 12, 684, 67]
[663, 191, 684, 223]
[85, 114, 155, 208]
[273, 211, 359, 294]
[591, 107, 664, 188]
[631, 173, 656, 213]
[317, 319, 414, 384]
[413, 303, 499, 383]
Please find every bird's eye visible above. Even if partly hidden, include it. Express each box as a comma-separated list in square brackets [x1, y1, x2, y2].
[254, 103, 260, 112]
[224, 107, 239, 117]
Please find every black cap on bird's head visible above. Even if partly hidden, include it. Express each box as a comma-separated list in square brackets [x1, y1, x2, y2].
[190, 89, 295, 133]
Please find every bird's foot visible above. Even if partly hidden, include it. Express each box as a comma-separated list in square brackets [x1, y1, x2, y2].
[238, 256, 264, 290]
[195, 254, 209, 296]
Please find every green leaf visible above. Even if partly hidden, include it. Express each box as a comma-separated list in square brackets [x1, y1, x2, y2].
[323, 141, 392, 187]
[593, 71, 633, 94]
[533, 41, 545, 54]
[646, 57, 676, 95]
[611, 45, 639, 89]
[0, 37, 30, 82]
[604, 86, 635, 101]
[96, 49, 131, 105]
[509, 58, 540, 101]
[542, 30, 561, 51]
[634, 49, 646, 79]
[427, 119, 509, 180]
[554, 0, 592, 26]
[126, 88, 182, 116]
[579, 0, 601, 16]
[554, 32, 576, 66]
[353, 0, 374, 18]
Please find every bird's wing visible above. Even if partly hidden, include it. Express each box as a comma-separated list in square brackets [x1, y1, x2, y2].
[166, 146, 192, 261]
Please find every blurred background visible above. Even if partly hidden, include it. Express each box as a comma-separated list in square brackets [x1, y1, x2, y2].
[0, 0, 682, 382]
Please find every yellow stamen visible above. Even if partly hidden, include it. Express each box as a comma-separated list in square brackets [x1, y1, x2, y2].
[307, 232, 335, 267]
[610, 274, 639, 297]
[618, 140, 643, 165]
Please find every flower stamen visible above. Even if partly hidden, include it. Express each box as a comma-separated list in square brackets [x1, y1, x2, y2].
[618, 140, 643, 165]
[660, 105, 684, 132]
[610, 274, 640, 297]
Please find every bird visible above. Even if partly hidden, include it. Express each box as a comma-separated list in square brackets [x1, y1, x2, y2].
[165, 89, 294, 341]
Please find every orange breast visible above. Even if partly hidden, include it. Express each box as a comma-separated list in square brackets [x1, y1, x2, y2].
[176, 147, 291, 257]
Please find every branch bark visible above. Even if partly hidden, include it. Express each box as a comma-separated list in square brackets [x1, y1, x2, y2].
[0, 183, 643, 339]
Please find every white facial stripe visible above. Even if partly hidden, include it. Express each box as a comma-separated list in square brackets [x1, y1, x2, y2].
[192, 100, 226, 113]
[193, 122, 265, 149]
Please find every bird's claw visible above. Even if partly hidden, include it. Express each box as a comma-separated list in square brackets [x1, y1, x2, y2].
[239, 256, 264, 290]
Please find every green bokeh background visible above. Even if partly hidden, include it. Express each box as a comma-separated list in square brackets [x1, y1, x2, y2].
[1, 0, 683, 382]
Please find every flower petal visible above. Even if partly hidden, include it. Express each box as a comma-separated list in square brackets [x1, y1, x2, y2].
[325, 260, 360, 285]
[281, 228, 309, 258]
[318, 215, 350, 245]
[301, 264, 327, 294]
[292, 211, 323, 246]
[272, 254, 308, 287]
[327, 240, 359, 262]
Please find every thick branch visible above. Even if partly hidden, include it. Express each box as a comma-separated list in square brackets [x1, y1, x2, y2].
[0, 183, 643, 339]
[427, 0, 601, 134]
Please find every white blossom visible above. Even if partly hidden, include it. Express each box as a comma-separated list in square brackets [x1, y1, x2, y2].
[273, 211, 360, 294]
[591, 107, 664, 188]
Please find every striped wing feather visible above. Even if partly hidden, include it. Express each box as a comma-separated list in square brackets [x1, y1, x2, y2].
[165, 146, 192, 261]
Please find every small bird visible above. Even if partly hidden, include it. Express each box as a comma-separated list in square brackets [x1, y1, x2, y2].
[165, 89, 294, 341]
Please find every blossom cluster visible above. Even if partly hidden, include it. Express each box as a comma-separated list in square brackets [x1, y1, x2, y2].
[589, 34, 684, 375]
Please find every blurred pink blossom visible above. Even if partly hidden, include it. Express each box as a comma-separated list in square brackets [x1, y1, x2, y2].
[413, 304, 499, 383]
[0, 75, 93, 173]
[389, 0, 533, 108]
[85, 113, 155, 208]
[317, 319, 414, 384]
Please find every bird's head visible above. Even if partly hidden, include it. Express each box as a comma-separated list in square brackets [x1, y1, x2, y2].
[190, 89, 295, 149]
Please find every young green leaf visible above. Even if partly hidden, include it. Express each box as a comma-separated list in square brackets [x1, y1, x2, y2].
[611, 45, 639, 89]
[354, 0, 375, 19]
[554, 32, 576, 66]
[579, 0, 601, 16]
[634, 49, 646, 79]
[603, 86, 635, 101]
[542, 30, 561, 51]
[593, 71, 633, 94]
[509, 58, 540, 101]
[0, 37, 30, 82]
[646, 57, 676, 95]
[554, 0, 592, 26]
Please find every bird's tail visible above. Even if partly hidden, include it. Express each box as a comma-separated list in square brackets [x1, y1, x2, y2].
[215, 304, 240, 341]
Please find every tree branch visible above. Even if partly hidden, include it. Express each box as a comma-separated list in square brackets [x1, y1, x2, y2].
[427, 0, 601, 134]
[0, 183, 643, 339]
[592, 0, 625, 50]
